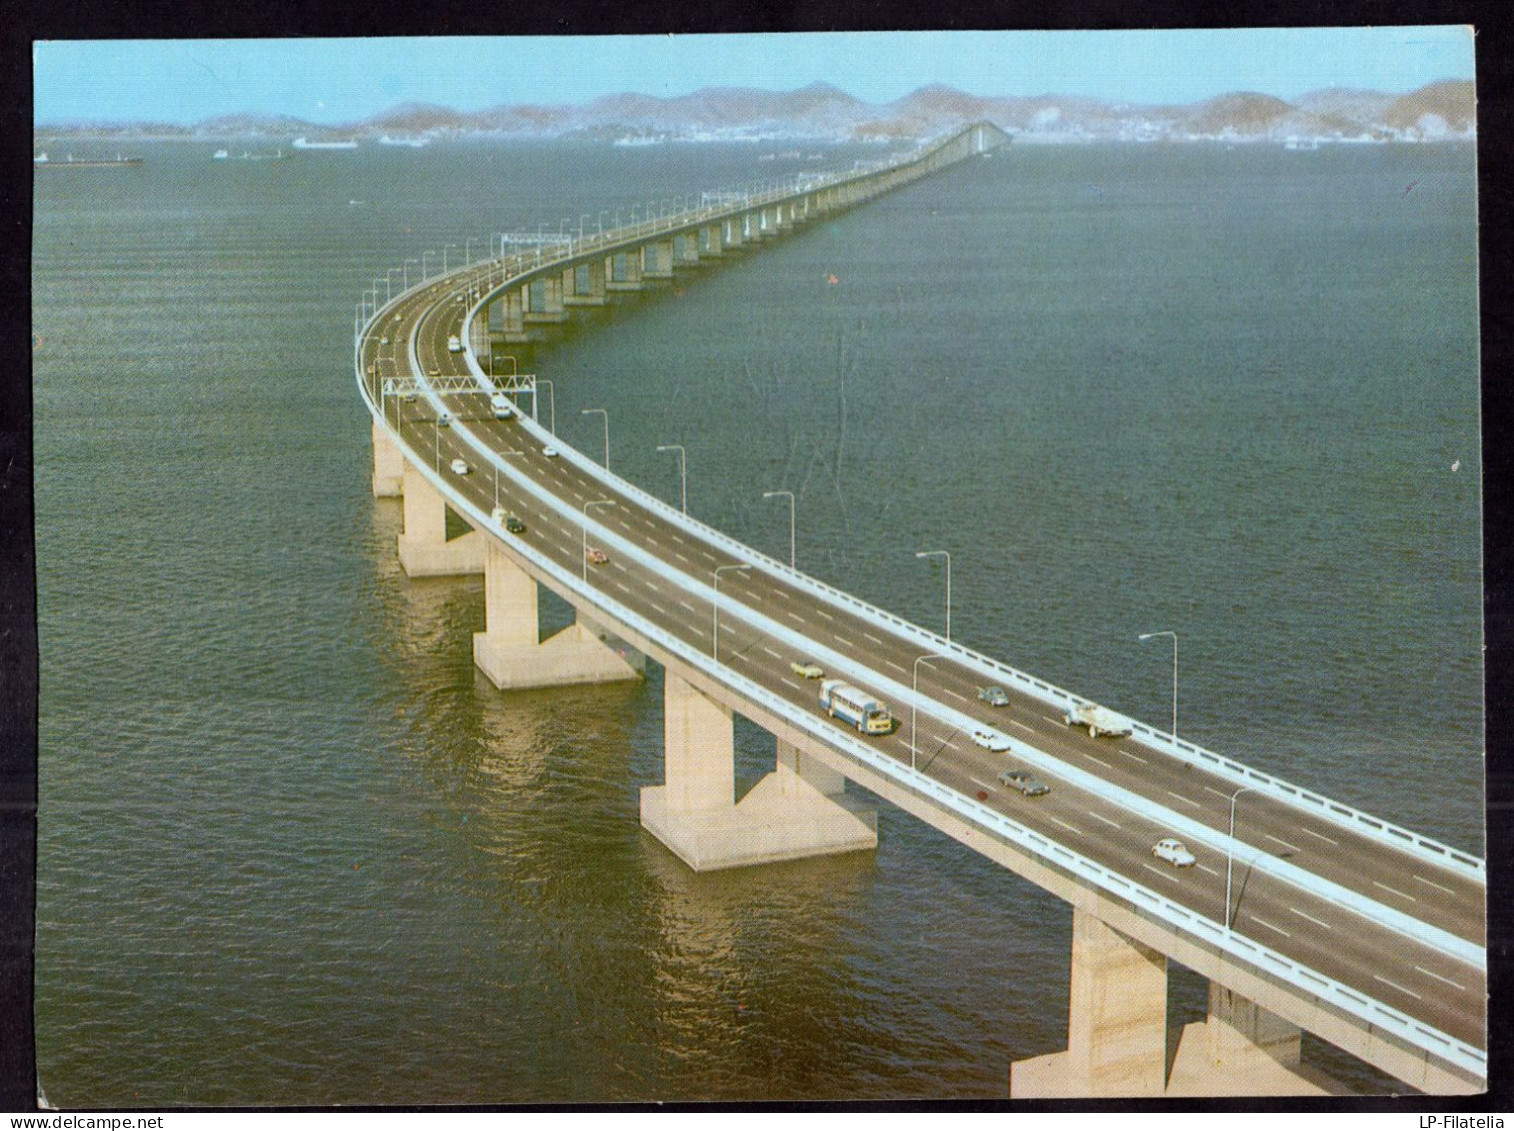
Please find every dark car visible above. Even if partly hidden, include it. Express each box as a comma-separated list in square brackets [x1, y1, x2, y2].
[997, 769, 1050, 797]
[978, 685, 1010, 707]
[506, 516, 526, 534]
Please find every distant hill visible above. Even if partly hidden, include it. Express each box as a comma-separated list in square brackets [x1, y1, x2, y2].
[35, 80, 1476, 144]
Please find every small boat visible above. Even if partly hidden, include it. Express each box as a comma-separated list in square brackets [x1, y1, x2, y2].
[379, 135, 430, 148]
[213, 148, 229, 159]
[35, 152, 143, 168]
[292, 136, 358, 150]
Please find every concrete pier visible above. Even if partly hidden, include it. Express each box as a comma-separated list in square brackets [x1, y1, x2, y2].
[642, 239, 675, 280]
[608, 251, 644, 292]
[372, 419, 404, 498]
[1166, 984, 1345, 1095]
[640, 673, 877, 871]
[565, 259, 608, 307]
[472, 540, 640, 689]
[396, 461, 485, 577]
[1011, 909, 1169, 1097]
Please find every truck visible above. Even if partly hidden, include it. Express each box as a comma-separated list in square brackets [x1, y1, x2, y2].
[447, 335, 463, 353]
[818, 680, 893, 735]
[1063, 700, 1132, 739]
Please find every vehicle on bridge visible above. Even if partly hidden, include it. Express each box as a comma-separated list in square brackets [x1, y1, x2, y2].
[448, 335, 463, 353]
[1063, 700, 1132, 739]
[1152, 838, 1196, 868]
[490, 393, 515, 420]
[587, 547, 609, 566]
[970, 727, 1011, 753]
[978, 685, 1010, 707]
[819, 680, 894, 735]
[790, 660, 825, 679]
[449, 458, 470, 476]
[997, 769, 1050, 797]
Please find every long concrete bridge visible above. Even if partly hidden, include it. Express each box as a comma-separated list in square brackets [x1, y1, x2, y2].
[351, 123, 1485, 1098]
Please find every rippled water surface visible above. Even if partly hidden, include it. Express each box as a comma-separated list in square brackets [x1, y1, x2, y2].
[33, 139, 1480, 1104]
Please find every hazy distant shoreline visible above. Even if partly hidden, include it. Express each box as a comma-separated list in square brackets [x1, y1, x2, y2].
[34, 79, 1474, 146]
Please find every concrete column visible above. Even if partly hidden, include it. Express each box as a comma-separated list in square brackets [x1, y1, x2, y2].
[642, 239, 675, 279]
[564, 259, 607, 306]
[640, 674, 876, 872]
[472, 540, 641, 690]
[524, 273, 567, 323]
[1166, 983, 1343, 1095]
[1011, 909, 1168, 1098]
[396, 460, 485, 577]
[499, 288, 525, 337]
[372, 419, 404, 498]
[698, 225, 724, 258]
[673, 232, 700, 267]
[608, 251, 644, 292]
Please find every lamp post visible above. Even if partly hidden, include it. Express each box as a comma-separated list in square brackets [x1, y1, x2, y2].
[910, 653, 946, 770]
[657, 445, 687, 513]
[763, 490, 795, 568]
[443, 244, 458, 272]
[387, 267, 401, 299]
[1225, 787, 1254, 932]
[1138, 631, 1179, 741]
[582, 500, 616, 583]
[597, 211, 608, 237]
[537, 378, 556, 435]
[712, 564, 751, 660]
[465, 237, 477, 265]
[403, 258, 418, 289]
[582, 408, 609, 470]
[422, 250, 435, 278]
[492, 449, 523, 510]
[915, 550, 951, 641]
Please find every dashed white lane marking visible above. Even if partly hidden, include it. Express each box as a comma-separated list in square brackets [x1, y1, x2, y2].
[678, 600, 696, 613]
[967, 776, 995, 792]
[1301, 826, 1340, 846]
[1414, 965, 1467, 992]
[1196, 863, 1220, 877]
[1141, 862, 1182, 883]
[786, 611, 804, 622]
[1119, 748, 1148, 764]
[1374, 881, 1417, 903]
[1166, 791, 1201, 808]
[771, 588, 790, 599]
[1087, 811, 1121, 830]
[1204, 786, 1234, 800]
[1040, 714, 1064, 727]
[780, 677, 801, 691]
[1413, 874, 1457, 896]
[944, 689, 967, 702]
[612, 581, 631, 593]
[1049, 816, 1085, 837]
[1250, 915, 1291, 939]
[1010, 719, 1035, 733]
[761, 646, 781, 660]
[648, 602, 668, 617]
[1083, 753, 1113, 769]
[864, 632, 883, 645]
[645, 535, 660, 546]
[1265, 834, 1303, 854]
[675, 552, 690, 563]
[1372, 974, 1422, 1001]
[1289, 907, 1333, 931]
[885, 660, 906, 672]
[645, 579, 661, 591]
[834, 636, 854, 649]
[671, 534, 685, 544]
[817, 609, 834, 621]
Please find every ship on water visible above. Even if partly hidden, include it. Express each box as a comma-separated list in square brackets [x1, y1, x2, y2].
[378, 135, 430, 148]
[34, 151, 143, 168]
[291, 136, 358, 150]
[213, 148, 286, 161]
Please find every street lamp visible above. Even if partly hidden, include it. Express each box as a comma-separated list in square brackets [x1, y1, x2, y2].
[763, 490, 795, 568]
[465, 237, 477, 265]
[422, 250, 435, 278]
[582, 408, 609, 470]
[915, 550, 951, 641]
[387, 267, 401, 299]
[492, 449, 523, 510]
[443, 244, 458, 272]
[712, 564, 751, 660]
[1138, 631, 1179, 741]
[657, 445, 688, 513]
[911, 654, 945, 770]
[403, 258, 418, 289]
[579, 214, 590, 240]
[582, 500, 616, 583]
[1225, 787, 1254, 932]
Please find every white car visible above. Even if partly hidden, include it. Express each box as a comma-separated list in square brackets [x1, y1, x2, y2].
[490, 393, 515, 420]
[542, 445, 559, 458]
[969, 728, 1011, 753]
[449, 458, 470, 475]
[1151, 838, 1196, 868]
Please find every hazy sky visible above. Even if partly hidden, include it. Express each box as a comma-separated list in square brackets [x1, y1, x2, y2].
[34, 28, 1476, 125]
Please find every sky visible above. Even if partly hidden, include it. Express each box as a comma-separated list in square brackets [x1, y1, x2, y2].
[34, 28, 1476, 126]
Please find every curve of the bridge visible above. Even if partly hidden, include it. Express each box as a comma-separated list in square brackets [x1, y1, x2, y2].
[354, 123, 1484, 1090]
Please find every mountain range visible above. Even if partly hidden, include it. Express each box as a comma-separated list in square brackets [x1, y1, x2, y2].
[37, 80, 1475, 144]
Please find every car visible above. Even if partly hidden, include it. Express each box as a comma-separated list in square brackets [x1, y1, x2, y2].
[490, 393, 515, 420]
[379, 336, 390, 346]
[505, 516, 526, 534]
[428, 366, 440, 378]
[790, 661, 825, 680]
[437, 412, 452, 428]
[997, 770, 1050, 797]
[449, 458, 470, 475]
[978, 685, 1010, 707]
[542, 445, 559, 458]
[1152, 838, 1196, 868]
[969, 728, 1011, 753]
[586, 547, 609, 566]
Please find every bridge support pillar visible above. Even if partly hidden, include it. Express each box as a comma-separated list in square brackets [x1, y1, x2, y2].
[673, 232, 700, 267]
[1166, 984, 1344, 1095]
[698, 224, 724, 258]
[640, 674, 876, 872]
[396, 461, 485, 577]
[607, 250, 644, 292]
[472, 541, 641, 689]
[565, 259, 607, 307]
[372, 419, 404, 498]
[642, 239, 675, 280]
[1011, 909, 1169, 1097]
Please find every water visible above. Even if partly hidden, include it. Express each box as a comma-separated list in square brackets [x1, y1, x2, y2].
[32, 139, 1481, 1103]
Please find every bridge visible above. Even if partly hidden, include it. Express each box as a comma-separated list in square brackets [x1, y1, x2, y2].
[351, 123, 1485, 1098]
